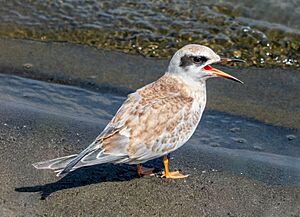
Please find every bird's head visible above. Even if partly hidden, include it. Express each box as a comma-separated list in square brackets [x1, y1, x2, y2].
[167, 44, 243, 84]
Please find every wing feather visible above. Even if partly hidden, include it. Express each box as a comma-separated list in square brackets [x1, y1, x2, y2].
[94, 75, 195, 164]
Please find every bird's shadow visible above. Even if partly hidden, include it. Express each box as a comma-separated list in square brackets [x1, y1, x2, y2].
[15, 159, 162, 200]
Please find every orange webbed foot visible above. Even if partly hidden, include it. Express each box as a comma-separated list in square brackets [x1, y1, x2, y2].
[161, 170, 189, 179]
[161, 155, 189, 179]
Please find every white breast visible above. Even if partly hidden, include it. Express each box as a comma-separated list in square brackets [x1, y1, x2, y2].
[172, 83, 207, 151]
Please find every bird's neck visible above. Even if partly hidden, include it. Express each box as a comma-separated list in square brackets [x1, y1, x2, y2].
[165, 72, 206, 93]
[164, 73, 207, 104]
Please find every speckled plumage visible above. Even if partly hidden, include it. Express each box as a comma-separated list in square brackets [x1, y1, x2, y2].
[33, 44, 242, 177]
[99, 74, 206, 164]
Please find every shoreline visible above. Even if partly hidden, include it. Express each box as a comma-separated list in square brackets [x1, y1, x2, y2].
[0, 38, 299, 130]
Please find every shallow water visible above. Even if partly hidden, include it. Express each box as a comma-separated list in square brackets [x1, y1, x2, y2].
[0, 0, 299, 67]
[1, 38, 300, 130]
[1, 73, 299, 185]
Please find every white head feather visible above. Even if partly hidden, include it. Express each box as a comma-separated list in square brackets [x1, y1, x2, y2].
[167, 44, 221, 82]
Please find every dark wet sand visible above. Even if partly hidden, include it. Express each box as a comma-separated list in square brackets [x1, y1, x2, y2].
[1, 103, 299, 217]
[0, 38, 299, 130]
[0, 74, 299, 216]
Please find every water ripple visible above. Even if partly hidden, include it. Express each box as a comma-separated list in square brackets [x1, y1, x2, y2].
[0, 0, 299, 67]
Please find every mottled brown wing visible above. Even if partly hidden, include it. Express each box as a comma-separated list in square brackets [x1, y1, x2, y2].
[96, 75, 194, 164]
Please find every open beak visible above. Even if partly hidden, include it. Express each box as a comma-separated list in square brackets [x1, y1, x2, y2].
[203, 65, 244, 84]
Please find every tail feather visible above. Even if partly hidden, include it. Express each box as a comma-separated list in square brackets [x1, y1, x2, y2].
[56, 144, 99, 176]
[53, 155, 123, 175]
[33, 142, 125, 177]
[33, 154, 77, 170]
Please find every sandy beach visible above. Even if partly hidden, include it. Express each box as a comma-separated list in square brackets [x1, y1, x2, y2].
[0, 69, 299, 216]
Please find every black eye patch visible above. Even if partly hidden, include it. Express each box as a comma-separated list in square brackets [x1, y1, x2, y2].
[180, 55, 208, 68]
[192, 56, 208, 63]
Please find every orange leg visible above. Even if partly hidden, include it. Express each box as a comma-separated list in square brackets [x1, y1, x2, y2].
[161, 155, 189, 179]
[136, 164, 155, 177]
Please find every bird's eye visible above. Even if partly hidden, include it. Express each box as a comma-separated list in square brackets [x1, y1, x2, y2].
[192, 56, 208, 64]
[193, 57, 201, 63]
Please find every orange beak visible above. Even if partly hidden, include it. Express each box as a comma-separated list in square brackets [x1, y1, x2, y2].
[203, 65, 243, 84]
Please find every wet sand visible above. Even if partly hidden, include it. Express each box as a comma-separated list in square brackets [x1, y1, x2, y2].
[0, 38, 299, 130]
[0, 74, 299, 216]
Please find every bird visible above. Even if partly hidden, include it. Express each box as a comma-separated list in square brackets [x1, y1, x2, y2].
[33, 44, 243, 179]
